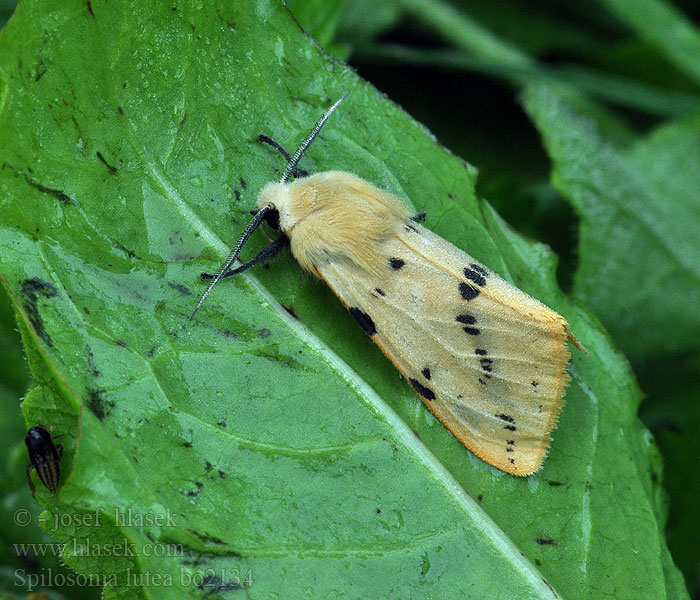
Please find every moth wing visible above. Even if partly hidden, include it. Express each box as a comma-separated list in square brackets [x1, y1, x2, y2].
[317, 222, 571, 476]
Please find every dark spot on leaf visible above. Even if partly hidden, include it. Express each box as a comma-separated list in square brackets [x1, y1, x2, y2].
[96, 151, 117, 173]
[24, 174, 76, 205]
[87, 388, 111, 420]
[536, 537, 555, 546]
[21, 278, 58, 347]
[168, 281, 191, 296]
[259, 328, 271, 338]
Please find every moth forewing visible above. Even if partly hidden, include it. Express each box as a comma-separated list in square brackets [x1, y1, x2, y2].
[314, 221, 571, 476]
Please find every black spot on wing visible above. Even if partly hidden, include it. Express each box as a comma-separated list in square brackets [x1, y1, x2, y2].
[421, 367, 431, 380]
[480, 358, 493, 372]
[349, 307, 376, 336]
[469, 263, 489, 277]
[456, 313, 480, 335]
[463, 268, 486, 287]
[459, 282, 480, 300]
[475, 348, 487, 355]
[409, 378, 436, 401]
[389, 257, 405, 270]
[374, 288, 385, 296]
[456, 314, 476, 325]
[497, 414, 515, 423]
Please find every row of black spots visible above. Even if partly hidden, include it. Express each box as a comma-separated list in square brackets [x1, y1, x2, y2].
[389, 257, 405, 270]
[409, 377, 436, 401]
[456, 313, 480, 336]
[475, 348, 492, 385]
[496, 413, 517, 432]
[349, 307, 376, 336]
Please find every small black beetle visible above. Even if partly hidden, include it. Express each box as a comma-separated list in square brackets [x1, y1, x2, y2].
[25, 426, 63, 495]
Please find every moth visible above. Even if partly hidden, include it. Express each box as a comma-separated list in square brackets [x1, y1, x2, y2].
[25, 425, 62, 495]
[191, 93, 579, 476]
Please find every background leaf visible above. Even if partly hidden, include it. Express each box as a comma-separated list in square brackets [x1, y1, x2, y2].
[523, 86, 700, 361]
[0, 0, 693, 598]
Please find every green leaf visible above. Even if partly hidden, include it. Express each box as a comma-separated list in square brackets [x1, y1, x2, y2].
[523, 85, 700, 361]
[597, 0, 700, 86]
[0, 1, 685, 598]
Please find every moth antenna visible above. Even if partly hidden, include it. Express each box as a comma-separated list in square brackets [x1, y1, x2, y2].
[189, 204, 274, 324]
[281, 91, 350, 183]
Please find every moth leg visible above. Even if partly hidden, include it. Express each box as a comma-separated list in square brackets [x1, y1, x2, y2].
[258, 134, 309, 178]
[411, 212, 426, 222]
[26, 463, 36, 498]
[201, 236, 288, 280]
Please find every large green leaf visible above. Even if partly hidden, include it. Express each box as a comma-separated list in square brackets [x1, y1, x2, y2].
[523, 85, 700, 361]
[0, 1, 685, 598]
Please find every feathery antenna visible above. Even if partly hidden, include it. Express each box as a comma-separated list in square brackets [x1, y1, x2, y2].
[281, 91, 350, 183]
[189, 92, 350, 324]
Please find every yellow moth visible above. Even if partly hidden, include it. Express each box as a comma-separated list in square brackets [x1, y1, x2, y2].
[191, 93, 579, 476]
